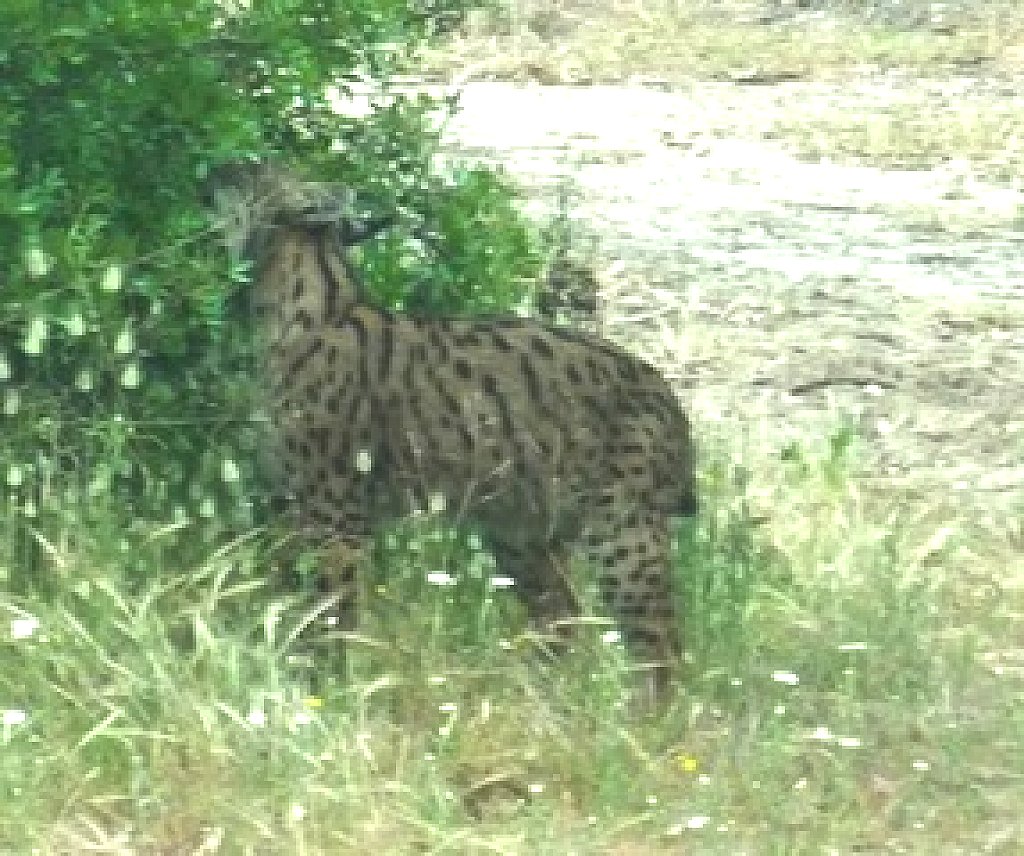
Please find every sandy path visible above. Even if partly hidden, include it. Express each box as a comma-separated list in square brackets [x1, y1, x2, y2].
[444, 80, 1024, 517]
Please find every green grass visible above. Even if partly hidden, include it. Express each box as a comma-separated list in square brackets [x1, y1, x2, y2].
[426, 0, 1024, 85]
[5, 3, 1023, 850]
[2, 419, 1019, 853]
[772, 96, 1024, 179]
[424, 1, 1024, 185]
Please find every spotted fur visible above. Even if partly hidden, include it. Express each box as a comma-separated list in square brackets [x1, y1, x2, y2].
[215, 166, 697, 675]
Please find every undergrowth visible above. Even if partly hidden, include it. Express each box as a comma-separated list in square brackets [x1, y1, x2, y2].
[1, 419, 1017, 853]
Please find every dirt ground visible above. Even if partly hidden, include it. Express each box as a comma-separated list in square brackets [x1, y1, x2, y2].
[442, 75, 1024, 530]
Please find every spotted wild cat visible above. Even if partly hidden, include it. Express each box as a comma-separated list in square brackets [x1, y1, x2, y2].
[210, 164, 697, 679]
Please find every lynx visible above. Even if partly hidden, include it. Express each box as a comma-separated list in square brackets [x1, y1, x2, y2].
[211, 165, 697, 678]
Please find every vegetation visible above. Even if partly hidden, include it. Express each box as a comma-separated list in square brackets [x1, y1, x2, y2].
[0, 0, 539, 586]
[3, 412, 1017, 852]
[429, 0, 1024, 85]
[1, 0, 1021, 852]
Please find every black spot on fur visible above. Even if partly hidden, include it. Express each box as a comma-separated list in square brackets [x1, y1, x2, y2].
[531, 336, 554, 359]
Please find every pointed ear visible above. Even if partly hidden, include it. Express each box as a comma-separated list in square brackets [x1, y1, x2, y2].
[198, 159, 263, 207]
[338, 214, 393, 245]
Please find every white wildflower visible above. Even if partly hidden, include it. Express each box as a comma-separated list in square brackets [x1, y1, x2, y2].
[23, 317, 47, 355]
[10, 616, 39, 639]
[221, 458, 240, 483]
[65, 314, 85, 337]
[2, 709, 26, 727]
[120, 363, 141, 388]
[114, 328, 134, 354]
[75, 370, 93, 391]
[101, 265, 122, 292]
[25, 247, 51, 278]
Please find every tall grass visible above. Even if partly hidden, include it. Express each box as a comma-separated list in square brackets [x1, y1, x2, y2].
[2, 413, 1018, 853]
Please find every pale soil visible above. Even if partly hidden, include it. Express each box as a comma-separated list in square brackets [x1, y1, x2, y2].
[442, 77, 1024, 530]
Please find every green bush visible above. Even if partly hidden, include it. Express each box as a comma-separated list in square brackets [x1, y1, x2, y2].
[0, 1, 541, 588]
